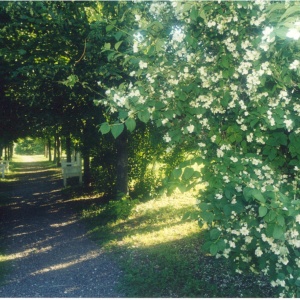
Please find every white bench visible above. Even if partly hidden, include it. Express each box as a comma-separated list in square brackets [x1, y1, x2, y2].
[0, 164, 5, 179]
[61, 154, 82, 187]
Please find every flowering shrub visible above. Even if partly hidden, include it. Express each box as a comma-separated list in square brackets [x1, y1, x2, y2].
[96, 1, 300, 296]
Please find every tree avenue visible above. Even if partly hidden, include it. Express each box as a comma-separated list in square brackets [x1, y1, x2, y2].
[1, 1, 300, 296]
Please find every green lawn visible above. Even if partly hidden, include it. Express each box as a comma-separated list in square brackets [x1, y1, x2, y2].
[81, 190, 276, 298]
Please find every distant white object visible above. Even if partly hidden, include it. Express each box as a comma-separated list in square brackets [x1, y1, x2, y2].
[61, 153, 82, 187]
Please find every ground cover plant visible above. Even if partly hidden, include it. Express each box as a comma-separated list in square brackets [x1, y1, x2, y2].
[82, 191, 276, 297]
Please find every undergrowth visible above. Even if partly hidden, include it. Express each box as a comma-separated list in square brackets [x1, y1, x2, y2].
[81, 191, 276, 298]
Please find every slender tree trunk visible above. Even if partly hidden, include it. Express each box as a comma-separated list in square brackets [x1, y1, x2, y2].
[82, 120, 92, 186]
[66, 134, 71, 162]
[7, 145, 10, 160]
[57, 136, 61, 167]
[9, 142, 13, 159]
[115, 131, 128, 198]
[53, 135, 57, 163]
[48, 138, 52, 161]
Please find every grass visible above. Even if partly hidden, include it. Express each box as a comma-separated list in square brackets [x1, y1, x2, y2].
[81, 189, 276, 298]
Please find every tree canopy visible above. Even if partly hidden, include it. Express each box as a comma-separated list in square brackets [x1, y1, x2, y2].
[1, 1, 300, 296]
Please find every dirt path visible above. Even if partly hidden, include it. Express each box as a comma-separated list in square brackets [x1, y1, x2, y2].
[0, 161, 124, 297]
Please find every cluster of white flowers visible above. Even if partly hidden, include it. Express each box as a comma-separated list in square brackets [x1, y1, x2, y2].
[260, 26, 275, 51]
[101, 2, 300, 296]
[289, 59, 300, 70]
[172, 28, 185, 44]
[186, 124, 195, 133]
[250, 13, 266, 26]
[149, 2, 170, 18]
[133, 41, 138, 53]
[163, 132, 171, 143]
[284, 118, 293, 132]
[139, 61, 148, 69]
[286, 25, 300, 40]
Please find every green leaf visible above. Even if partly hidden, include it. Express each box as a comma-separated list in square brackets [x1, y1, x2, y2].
[264, 210, 277, 223]
[202, 241, 212, 252]
[100, 122, 111, 135]
[111, 123, 124, 138]
[210, 228, 221, 240]
[252, 189, 266, 203]
[172, 168, 182, 179]
[273, 225, 284, 240]
[190, 6, 198, 21]
[183, 167, 194, 181]
[106, 24, 114, 32]
[259, 206, 268, 217]
[223, 204, 232, 217]
[279, 5, 300, 22]
[18, 49, 27, 55]
[115, 41, 123, 51]
[103, 43, 111, 50]
[243, 187, 253, 201]
[125, 118, 136, 132]
[178, 183, 187, 193]
[295, 280, 300, 287]
[210, 243, 218, 255]
[114, 31, 123, 41]
[182, 2, 193, 13]
[277, 215, 285, 227]
[200, 211, 214, 223]
[217, 239, 226, 252]
[155, 39, 165, 52]
[138, 110, 150, 123]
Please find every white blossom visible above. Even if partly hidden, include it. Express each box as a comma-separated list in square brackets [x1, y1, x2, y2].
[255, 247, 263, 257]
[287, 28, 300, 40]
[187, 124, 195, 133]
[289, 60, 300, 70]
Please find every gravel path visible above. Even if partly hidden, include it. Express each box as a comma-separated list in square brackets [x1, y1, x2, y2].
[0, 161, 124, 297]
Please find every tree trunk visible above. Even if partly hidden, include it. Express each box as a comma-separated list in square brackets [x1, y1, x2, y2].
[48, 138, 52, 161]
[66, 134, 71, 162]
[115, 131, 128, 198]
[53, 135, 57, 163]
[4, 147, 7, 160]
[9, 142, 13, 159]
[57, 135, 61, 167]
[82, 120, 92, 186]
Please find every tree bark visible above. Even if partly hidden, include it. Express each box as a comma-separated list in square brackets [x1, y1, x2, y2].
[48, 138, 52, 161]
[66, 134, 71, 162]
[53, 135, 57, 163]
[56, 135, 61, 167]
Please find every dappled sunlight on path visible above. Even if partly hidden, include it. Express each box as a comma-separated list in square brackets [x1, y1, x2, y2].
[0, 157, 123, 297]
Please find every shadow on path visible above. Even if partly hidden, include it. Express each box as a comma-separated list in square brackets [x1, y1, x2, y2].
[0, 161, 124, 297]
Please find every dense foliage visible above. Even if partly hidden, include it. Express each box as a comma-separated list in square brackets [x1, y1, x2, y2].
[95, 1, 300, 297]
[2, 1, 300, 296]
